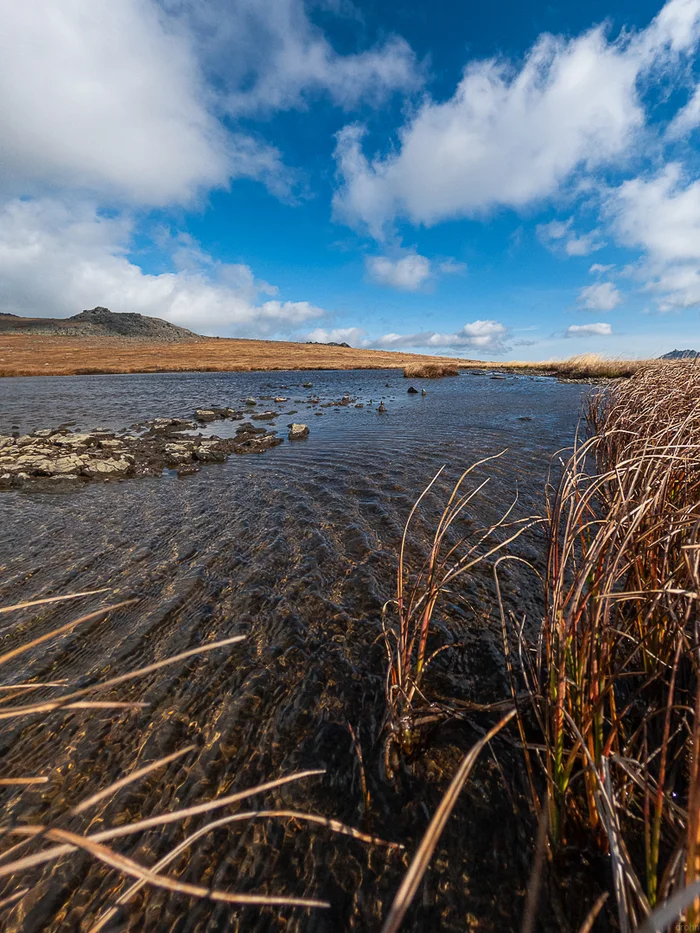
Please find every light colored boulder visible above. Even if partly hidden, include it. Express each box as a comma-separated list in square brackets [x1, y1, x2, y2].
[81, 458, 131, 477]
[288, 423, 309, 440]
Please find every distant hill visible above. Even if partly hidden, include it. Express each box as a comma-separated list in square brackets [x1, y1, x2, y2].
[660, 349, 700, 360]
[0, 307, 199, 341]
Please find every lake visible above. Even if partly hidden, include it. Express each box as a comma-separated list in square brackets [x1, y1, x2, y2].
[0, 369, 585, 932]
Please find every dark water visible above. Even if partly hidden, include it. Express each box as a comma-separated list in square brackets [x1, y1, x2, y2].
[0, 370, 585, 932]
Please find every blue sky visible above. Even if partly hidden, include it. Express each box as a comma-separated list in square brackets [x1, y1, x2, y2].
[2, 1, 700, 360]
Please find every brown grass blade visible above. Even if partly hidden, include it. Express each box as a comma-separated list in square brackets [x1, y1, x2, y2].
[0, 588, 112, 614]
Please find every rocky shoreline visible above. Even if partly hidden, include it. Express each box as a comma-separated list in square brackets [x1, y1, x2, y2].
[0, 407, 305, 489]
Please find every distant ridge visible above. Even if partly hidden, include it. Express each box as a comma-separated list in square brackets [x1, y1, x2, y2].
[660, 349, 700, 360]
[0, 307, 198, 341]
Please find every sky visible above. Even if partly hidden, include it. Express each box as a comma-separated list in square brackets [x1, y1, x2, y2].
[2, 1, 700, 360]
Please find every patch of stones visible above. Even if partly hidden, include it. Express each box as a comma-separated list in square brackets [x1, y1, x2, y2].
[0, 408, 289, 490]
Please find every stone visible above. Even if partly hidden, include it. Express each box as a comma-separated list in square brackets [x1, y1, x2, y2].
[53, 433, 92, 447]
[245, 398, 257, 406]
[34, 429, 54, 438]
[302, 382, 313, 388]
[421, 389, 427, 396]
[0, 436, 14, 449]
[252, 411, 277, 421]
[0, 473, 12, 488]
[16, 435, 34, 447]
[99, 439, 122, 449]
[81, 458, 131, 477]
[407, 386, 418, 394]
[378, 402, 387, 413]
[274, 396, 288, 403]
[50, 456, 85, 475]
[288, 423, 309, 440]
[194, 409, 217, 422]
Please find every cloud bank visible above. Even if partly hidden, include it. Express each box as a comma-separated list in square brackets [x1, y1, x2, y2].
[0, 199, 326, 335]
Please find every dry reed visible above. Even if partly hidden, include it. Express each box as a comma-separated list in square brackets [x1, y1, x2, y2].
[402, 361, 459, 379]
[381, 455, 535, 779]
[0, 590, 400, 928]
[504, 363, 700, 929]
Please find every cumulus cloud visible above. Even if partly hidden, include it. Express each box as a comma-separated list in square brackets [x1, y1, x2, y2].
[366, 253, 432, 290]
[0, 198, 327, 335]
[606, 162, 700, 310]
[333, 0, 700, 237]
[162, 0, 422, 116]
[306, 326, 366, 345]
[566, 322, 613, 337]
[371, 320, 510, 354]
[590, 263, 616, 275]
[0, 1, 269, 206]
[538, 218, 604, 256]
[578, 281, 623, 311]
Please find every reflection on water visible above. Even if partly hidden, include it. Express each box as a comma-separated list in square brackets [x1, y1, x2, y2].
[0, 370, 584, 932]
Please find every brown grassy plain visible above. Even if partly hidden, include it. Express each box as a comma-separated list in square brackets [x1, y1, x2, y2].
[0, 334, 472, 378]
[0, 335, 661, 381]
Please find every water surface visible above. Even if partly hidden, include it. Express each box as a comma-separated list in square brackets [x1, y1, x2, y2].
[0, 369, 584, 932]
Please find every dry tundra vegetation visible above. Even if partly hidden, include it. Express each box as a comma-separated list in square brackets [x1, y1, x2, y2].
[3, 358, 700, 930]
[0, 331, 652, 380]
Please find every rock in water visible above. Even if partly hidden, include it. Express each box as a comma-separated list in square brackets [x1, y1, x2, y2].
[378, 402, 387, 413]
[421, 388, 427, 396]
[288, 423, 309, 440]
[407, 386, 418, 394]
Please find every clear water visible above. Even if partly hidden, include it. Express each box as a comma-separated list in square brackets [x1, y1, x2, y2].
[0, 369, 585, 932]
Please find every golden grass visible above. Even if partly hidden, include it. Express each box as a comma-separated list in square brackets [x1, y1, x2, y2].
[0, 334, 667, 381]
[0, 334, 469, 378]
[501, 353, 654, 379]
[402, 361, 460, 378]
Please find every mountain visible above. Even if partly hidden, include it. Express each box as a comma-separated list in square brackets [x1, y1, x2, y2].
[0, 307, 199, 341]
[660, 349, 700, 360]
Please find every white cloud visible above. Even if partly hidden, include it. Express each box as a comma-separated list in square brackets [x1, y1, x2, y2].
[0, 1, 273, 206]
[566, 322, 613, 337]
[590, 262, 616, 275]
[0, 198, 327, 335]
[438, 259, 468, 275]
[162, 0, 421, 116]
[538, 218, 604, 256]
[606, 162, 700, 310]
[371, 320, 510, 354]
[578, 281, 623, 311]
[306, 326, 367, 345]
[667, 85, 700, 137]
[366, 253, 432, 290]
[333, 0, 700, 238]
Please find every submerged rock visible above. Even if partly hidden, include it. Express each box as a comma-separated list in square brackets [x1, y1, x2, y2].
[407, 386, 418, 394]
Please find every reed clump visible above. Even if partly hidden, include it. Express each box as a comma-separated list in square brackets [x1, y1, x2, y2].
[402, 361, 460, 379]
[513, 363, 700, 928]
[381, 455, 534, 780]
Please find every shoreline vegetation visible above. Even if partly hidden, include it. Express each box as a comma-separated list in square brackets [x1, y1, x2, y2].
[0, 332, 663, 380]
[3, 362, 700, 929]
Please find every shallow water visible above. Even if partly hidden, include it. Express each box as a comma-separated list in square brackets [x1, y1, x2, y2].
[0, 369, 585, 932]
